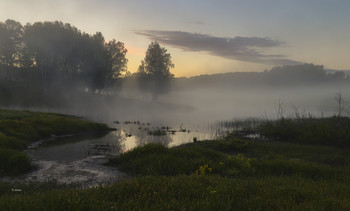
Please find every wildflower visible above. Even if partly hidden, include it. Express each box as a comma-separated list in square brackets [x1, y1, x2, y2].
[196, 163, 212, 175]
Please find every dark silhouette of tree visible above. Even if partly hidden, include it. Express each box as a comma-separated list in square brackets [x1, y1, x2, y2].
[0, 19, 130, 106]
[104, 39, 128, 90]
[23, 21, 83, 93]
[20, 21, 128, 93]
[0, 19, 24, 79]
[79, 32, 108, 91]
[137, 41, 174, 101]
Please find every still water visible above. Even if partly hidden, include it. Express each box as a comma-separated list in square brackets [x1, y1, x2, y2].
[10, 121, 228, 187]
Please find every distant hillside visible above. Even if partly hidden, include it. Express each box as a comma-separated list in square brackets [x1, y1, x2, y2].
[172, 64, 350, 90]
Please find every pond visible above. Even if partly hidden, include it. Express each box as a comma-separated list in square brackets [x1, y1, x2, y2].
[5, 121, 229, 187]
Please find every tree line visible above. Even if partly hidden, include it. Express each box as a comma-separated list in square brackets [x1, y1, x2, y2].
[0, 19, 174, 102]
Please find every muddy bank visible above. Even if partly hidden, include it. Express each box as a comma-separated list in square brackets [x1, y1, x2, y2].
[2, 155, 127, 188]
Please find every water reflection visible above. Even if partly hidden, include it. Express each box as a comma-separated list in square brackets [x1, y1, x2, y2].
[18, 120, 231, 186]
[28, 133, 122, 162]
[113, 121, 222, 152]
[28, 121, 228, 163]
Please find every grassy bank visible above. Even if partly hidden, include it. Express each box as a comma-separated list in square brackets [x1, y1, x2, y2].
[0, 108, 110, 176]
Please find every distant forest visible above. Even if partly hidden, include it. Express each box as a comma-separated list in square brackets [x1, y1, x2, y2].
[170, 63, 349, 90]
[0, 19, 349, 107]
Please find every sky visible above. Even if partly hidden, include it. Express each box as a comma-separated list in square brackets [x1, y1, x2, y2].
[1, 0, 350, 77]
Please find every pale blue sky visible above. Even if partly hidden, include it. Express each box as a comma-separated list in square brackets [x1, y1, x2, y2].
[1, 0, 349, 76]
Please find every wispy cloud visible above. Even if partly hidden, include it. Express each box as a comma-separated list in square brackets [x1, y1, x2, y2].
[135, 30, 300, 65]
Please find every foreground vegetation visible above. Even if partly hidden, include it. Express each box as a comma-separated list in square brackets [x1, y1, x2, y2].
[0, 109, 109, 176]
[1, 174, 349, 210]
[0, 138, 349, 210]
[0, 115, 349, 210]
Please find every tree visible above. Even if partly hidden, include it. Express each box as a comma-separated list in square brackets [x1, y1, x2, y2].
[0, 19, 129, 100]
[104, 39, 128, 90]
[137, 41, 174, 100]
[23, 21, 84, 93]
[22, 23, 128, 93]
[0, 19, 24, 79]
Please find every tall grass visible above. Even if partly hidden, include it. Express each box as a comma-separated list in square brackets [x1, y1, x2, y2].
[221, 115, 350, 147]
[259, 116, 350, 147]
[218, 118, 262, 134]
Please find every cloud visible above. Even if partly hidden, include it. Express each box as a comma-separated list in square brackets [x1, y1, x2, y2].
[135, 30, 300, 65]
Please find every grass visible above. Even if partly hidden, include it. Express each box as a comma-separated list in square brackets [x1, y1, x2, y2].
[0, 109, 109, 145]
[1, 114, 350, 209]
[109, 138, 350, 180]
[0, 175, 349, 210]
[109, 143, 226, 176]
[0, 108, 110, 176]
[0, 139, 349, 210]
[105, 135, 349, 209]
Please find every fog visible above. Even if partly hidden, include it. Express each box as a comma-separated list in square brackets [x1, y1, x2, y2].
[27, 70, 349, 129]
[1, 19, 349, 127]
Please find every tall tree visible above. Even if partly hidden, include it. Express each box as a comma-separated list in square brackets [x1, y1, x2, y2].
[23, 21, 81, 93]
[137, 41, 174, 100]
